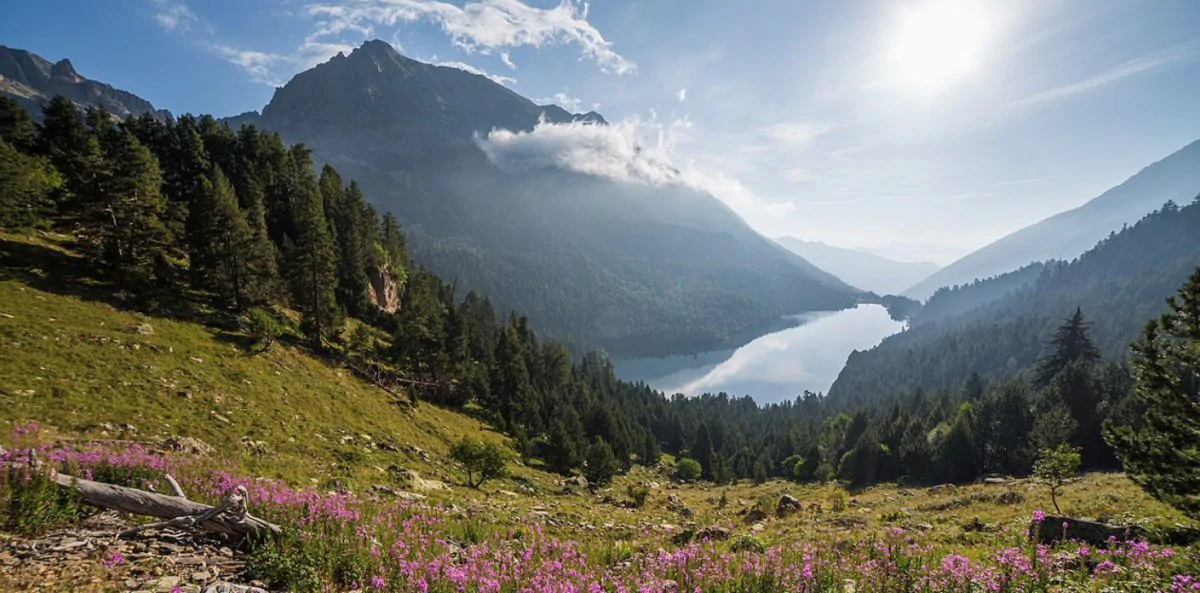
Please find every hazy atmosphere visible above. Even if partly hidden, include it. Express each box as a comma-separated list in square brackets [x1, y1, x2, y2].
[6, 0, 1200, 262]
[2, 2, 1200, 591]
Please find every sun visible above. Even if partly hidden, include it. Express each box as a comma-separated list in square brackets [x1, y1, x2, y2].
[891, 2, 989, 92]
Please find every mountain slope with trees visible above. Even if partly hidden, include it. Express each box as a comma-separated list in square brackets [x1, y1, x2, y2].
[230, 40, 860, 358]
[904, 139, 1200, 300]
[829, 197, 1200, 410]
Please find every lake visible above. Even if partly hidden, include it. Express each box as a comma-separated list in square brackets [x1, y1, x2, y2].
[613, 304, 904, 404]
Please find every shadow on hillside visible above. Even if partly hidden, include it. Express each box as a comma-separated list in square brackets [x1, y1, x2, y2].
[0, 236, 236, 330]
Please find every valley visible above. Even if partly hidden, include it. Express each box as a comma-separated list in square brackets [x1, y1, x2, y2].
[2, 5, 1200, 591]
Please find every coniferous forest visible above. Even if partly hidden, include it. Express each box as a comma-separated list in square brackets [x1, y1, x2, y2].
[1, 94, 1198, 500]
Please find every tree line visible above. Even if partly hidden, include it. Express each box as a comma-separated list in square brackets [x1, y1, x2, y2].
[1, 96, 1194, 519]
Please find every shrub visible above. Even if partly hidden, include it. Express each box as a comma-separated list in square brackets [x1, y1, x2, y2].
[246, 308, 283, 351]
[449, 437, 511, 489]
[626, 484, 650, 508]
[729, 534, 767, 553]
[1034, 444, 1080, 514]
[675, 457, 702, 482]
[3, 466, 84, 535]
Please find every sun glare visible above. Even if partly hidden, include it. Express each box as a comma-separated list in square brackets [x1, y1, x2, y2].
[891, 2, 989, 92]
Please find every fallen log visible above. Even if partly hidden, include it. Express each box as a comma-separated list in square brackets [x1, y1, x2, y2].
[51, 471, 280, 539]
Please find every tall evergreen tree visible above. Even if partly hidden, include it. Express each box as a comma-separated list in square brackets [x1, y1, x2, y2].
[1106, 268, 1200, 519]
[186, 166, 259, 309]
[691, 423, 716, 481]
[0, 96, 37, 151]
[381, 211, 407, 268]
[0, 137, 62, 229]
[1033, 307, 1101, 388]
[289, 185, 340, 350]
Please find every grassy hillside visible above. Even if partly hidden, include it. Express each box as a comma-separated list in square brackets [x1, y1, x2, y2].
[0, 230, 542, 490]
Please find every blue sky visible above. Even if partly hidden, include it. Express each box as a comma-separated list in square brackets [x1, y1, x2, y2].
[4, 0, 1200, 263]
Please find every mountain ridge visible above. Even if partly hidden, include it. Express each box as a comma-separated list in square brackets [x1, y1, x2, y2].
[0, 45, 169, 120]
[903, 139, 1200, 300]
[232, 39, 860, 358]
[774, 236, 940, 295]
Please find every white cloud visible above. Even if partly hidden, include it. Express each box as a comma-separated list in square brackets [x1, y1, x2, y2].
[474, 116, 796, 230]
[204, 43, 288, 86]
[428, 55, 517, 85]
[305, 0, 635, 74]
[151, 0, 197, 32]
[1005, 39, 1200, 114]
[677, 88, 687, 102]
[536, 92, 582, 112]
[760, 121, 834, 146]
[500, 51, 516, 70]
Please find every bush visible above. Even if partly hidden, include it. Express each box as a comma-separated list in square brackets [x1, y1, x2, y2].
[729, 534, 767, 553]
[3, 466, 84, 535]
[246, 308, 283, 351]
[449, 437, 511, 489]
[1033, 444, 1080, 514]
[584, 438, 620, 486]
[627, 484, 650, 508]
[675, 457, 702, 482]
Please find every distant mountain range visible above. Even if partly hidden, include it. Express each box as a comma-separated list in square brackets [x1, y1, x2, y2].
[829, 198, 1200, 408]
[773, 237, 940, 295]
[0, 45, 169, 120]
[903, 139, 1200, 300]
[1, 41, 859, 358]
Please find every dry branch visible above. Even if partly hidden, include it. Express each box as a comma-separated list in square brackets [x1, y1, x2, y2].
[50, 471, 279, 539]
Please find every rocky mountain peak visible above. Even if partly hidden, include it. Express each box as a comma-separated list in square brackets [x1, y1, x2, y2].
[50, 58, 81, 82]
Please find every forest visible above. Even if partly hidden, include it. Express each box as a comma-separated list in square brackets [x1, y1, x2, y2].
[1, 94, 1196, 498]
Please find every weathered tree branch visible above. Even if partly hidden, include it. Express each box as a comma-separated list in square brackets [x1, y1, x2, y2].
[50, 471, 279, 539]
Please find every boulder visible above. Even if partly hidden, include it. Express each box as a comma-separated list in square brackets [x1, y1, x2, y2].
[776, 494, 803, 517]
[744, 509, 768, 525]
[157, 436, 214, 457]
[696, 526, 731, 541]
[1030, 515, 1147, 546]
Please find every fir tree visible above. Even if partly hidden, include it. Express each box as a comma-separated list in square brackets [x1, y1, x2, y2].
[1106, 268, 1200, 519]
[0, 137, 62, 229]
[584, 437, 620, 486]
[0, 96, 37, 152]
[289, 185, 340, 350]
[691, 423, 716, 481]
[186, 166, 257, 309]
[1033, 307, 1101, 388]
[381, 211, 407, 268]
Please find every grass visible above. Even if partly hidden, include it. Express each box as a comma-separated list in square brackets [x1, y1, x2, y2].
[0, 231, 532, 492]
[0, 230, 1197, 593]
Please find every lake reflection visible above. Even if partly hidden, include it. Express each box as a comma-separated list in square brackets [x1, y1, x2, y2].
[614, 305, 904, 404]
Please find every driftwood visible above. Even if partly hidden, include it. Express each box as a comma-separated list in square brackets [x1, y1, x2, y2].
[51, 470, 280, 539]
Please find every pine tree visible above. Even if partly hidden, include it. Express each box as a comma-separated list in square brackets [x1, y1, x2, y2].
[381, 211, 407, 269]
[38, 96, 100, 219]
[78, 127, 172, 283]
[330, 178, 372, 316]
[240, 180, 281, 305]
[1106, 268, 1200, 519]
[691, 423, 716, 481]
[489, 320, 538, 431]
[584, 437, 620, 486]
[186, 166, 258, 309]
[289, 185, 340, 350]
[0, 138, 62, 229]
[1034, 307, 1101, 388]
[0, 96, 37, 152]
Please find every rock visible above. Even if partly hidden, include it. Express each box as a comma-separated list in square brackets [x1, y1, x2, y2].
[1030, 515, 1147, 546]
[129, 322, 154, 335]
[392, 468, 448, 492]
[165, 425, 221, 458]
[239, 437, 268, 455]
[982, 476, 1009, 485]
[192, 570, 212, 582]
[189, 357, 203, 364]
[750, 522, 765, 532]
[744, 509, 768, 524]
[369, 264, 402, 313]
[370, 484, 398, 496]
[696, 526, 731, 541]
[561, 475, 589, 490]
[154, 576, 182, 592]
[776, 494, 803, 517]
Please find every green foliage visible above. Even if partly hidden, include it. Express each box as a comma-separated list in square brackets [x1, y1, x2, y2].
[728, 534, 767, 553]
[0, 137, 62, 230]
[246, 308, 284, 351]
[1107, 267, 1200, 520]
[674, 457, 702, 482]
[289, 181, 340, 350]
[1033, 444, 1081, 514]
[2, 466, 84, 536]
[449, 437, 511, 489]
[584, 437, 620, 487]
[626, 483, 650, 508]
[247, 532, 323, 593]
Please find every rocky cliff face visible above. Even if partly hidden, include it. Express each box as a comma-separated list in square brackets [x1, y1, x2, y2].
[0, 45, 169, 120]
[368, 264, 401, 314]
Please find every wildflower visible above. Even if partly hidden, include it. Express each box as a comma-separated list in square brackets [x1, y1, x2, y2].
[370, 575, 387, 589]
[1031, 510, 1046, 523]
[101, 551, 125, 569]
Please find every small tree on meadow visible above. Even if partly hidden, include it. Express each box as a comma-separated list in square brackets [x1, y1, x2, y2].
[1033, 444, 1080, 514]
[675, 457, 702, 482]
[450, 438, 511, 489]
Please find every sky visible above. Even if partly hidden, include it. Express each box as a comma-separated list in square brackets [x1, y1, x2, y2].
[4, 0, 1200, 264]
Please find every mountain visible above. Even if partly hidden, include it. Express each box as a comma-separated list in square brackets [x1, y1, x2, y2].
[773, 236, 940, 294]
[828, 198, 1200, 408]
[903, 140, 1200, 300]
[0, 45, 168, 120]
[233, 40, 859, 358]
